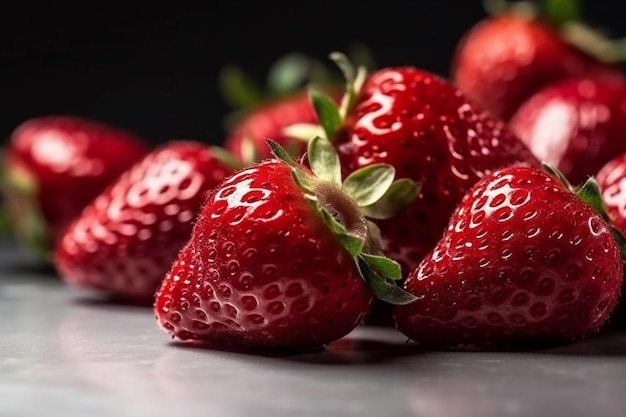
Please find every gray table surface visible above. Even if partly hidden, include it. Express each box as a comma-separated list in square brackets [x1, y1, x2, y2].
[1, 240, 626, 417]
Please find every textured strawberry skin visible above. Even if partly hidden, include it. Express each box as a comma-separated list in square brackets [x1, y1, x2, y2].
[451, 15, 623, 120]
[598, 153, 626, 234]
[335, 67, 540, 276]
[54, 141, 235, 303]
[154, 160, 372, 351]
[510, 77, 626, 185]
[3, 115, 149, 246]
[394, 166, 623, 348]
[225, 89, 341, 163]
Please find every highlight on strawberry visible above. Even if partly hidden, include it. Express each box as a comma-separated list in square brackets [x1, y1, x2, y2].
[394, 163, 626, 349]
[154, 136, 419, 351]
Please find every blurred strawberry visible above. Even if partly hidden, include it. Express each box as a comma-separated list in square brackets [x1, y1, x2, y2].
[54, 140, 240, 303]
[510, 76, 626, 185]
[1, 115, 149, 259]
[219, 47, 376, 164]
[451, 0, 625, 120]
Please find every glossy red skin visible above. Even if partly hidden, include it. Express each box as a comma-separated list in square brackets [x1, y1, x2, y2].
[3, 116, 149, 247]
[598, 153, 626, 234]
[335, 67, 540, 277]
[155, 160, 372, 351]
[451, 15, 624, 120]
[394, 166, 622, 348]
[510, 77, 626, 185]
[54, 141, 235, 303]
[225, 89, 342, 163]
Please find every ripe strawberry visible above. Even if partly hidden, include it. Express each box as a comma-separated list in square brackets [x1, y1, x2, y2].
[224, 89, 342, 165]
[394, 165, 625, 348]
[154, 137, 418, 351]
[597, 152, 626, 234]
[510, 77, 626, 185]
[299, 53, 540, 276]
[54, 141, 240, 303]
[451, 6, 624, 120]
[1, 115, 149, 257]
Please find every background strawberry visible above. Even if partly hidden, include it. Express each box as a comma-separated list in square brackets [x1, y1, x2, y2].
[303, 54, 540, 277]
[598, 152, 626, 235]
[510, 77, 626, 185]
[155, 137, 418, 351]
[450, 0, 624, 120]
[223, 89, 341, 164]
[394, 165, 625, 348]
[1, 115, 149, 258]
[54, 140, 239, 303]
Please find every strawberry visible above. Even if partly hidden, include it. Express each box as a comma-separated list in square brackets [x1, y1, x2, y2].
[597, 152, 626, 234]
[154, 137, 419, 351]
[510, 77, 626, 185]
[294, 53, 541, 277]
[54, 141, 240, 303]
[394, 164, 625, 348]
[451, 2, 624, 120]
[0, 115, 149, 258]
[223, 89, 341, 165]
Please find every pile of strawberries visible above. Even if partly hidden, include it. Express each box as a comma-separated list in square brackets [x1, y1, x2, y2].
[4, 0, 626, 352]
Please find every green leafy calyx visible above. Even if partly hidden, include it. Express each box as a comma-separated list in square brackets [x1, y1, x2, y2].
[268, 137, 419, 305]
[283, 52, 368, 142]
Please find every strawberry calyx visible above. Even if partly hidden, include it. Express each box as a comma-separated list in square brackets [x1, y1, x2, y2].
[207, 145, 246, 171]
[267, 136, 420, 305]
[542, 162, 626, 261]
[282, 52, 368, 143]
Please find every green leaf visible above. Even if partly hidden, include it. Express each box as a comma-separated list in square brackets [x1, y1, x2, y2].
[542, 162, 574, 191]
[309, 87, 342, 140]
[282, 123, 326, 142]
[361, 253, 402, 280]
[330, 51, 367, 118]
[337, 232, 365, 257]
[266, 53, 313, 97]
[342, 163, 396, 207]
[543, 0, 580, 27]
[208, 146, 244, 171]
[291, 169, 317, 193]
[361, 178, 420, 220]
[356, 258, 418, 305]
[218, 65, 265, 110]
[267, 139, 297, 167]
[308, 136, 341, 186]
[576, 177, 610, 222]
[318, 207, 364, 256]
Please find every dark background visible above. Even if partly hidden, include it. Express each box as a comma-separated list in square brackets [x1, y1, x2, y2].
[1, 1, 622, 147]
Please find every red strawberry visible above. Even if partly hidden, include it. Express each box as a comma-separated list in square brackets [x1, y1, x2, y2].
[224, 89, 342, 165]
[54, 141, 239, 303]
[154, 137, 418, 351]
[1, 115, 149, 257]
[597, 152, 626, 234]
[394, 165, 625, 348]
[510, 77, 626, 185]
[451, 7, 624, 120]
[301, 54, 540, 276]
